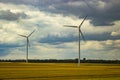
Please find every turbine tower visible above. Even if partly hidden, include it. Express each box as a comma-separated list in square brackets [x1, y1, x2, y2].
[18, 30, 35, 63]
[64, 16, 87, 66]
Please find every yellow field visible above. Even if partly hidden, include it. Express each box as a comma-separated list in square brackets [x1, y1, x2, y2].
[0, 62, 120, 80]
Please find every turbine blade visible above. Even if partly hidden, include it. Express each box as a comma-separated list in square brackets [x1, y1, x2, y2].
[83, 0, 93, 11]
[28, 30, 35, 37]
[80, 29, 85, 41]
[63, 25, 78, 28]
[18, 34, 27, 37]
[79, 15, 87, 28]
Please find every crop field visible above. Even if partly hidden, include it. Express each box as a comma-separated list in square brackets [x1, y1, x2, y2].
[0, 62, 120, 80]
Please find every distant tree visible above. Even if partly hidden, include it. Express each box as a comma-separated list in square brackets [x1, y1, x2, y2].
[83, 58, 86, 61]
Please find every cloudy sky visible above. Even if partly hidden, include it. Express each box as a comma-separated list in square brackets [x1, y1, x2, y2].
[0, 0, 120, 60]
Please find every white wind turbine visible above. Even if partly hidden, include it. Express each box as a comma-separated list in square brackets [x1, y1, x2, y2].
[64, 16, 87, 66]
[18, 30, 35, 63]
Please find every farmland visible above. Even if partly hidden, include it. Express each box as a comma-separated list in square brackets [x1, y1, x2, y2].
[0, 62, 120, 80]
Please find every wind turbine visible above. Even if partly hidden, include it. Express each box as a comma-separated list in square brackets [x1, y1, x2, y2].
[64, 16, 87, 66]
[18, 30, 35, 63]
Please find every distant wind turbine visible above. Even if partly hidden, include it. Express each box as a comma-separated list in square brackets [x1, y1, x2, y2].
[18, 30, 35, 63]
[64, 16, 87, 66]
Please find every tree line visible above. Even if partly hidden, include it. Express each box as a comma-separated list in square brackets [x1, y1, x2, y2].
[0, 59, 120, 64]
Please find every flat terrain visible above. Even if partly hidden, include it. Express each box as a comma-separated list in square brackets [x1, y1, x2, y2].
[0, 62, 120, 80]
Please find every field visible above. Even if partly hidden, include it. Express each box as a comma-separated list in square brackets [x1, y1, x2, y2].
[0, 62, 120, 80]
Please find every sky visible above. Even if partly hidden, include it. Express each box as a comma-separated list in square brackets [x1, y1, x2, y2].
[0, 0, 120, 60]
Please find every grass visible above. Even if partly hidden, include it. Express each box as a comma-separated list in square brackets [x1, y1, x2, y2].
[0, 62, 120, 80]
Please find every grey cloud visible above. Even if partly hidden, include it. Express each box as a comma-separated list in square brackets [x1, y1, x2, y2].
[39, 32, 120, 44]
[52, 0, 120, 26]
[38, 0, 120, 26]
[39, 34, 77, 45]
[0, 0, 26, 4]
[0, 10, 27, 21]
[0, 0, 48, 6]
[21, 0, 119, 26]
[1, 0, 120, 26]
[0, 43, 21, 56]
[87, 0, 120, 26]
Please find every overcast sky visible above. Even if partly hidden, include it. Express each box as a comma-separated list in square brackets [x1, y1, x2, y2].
[0, 0, 120, 60]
